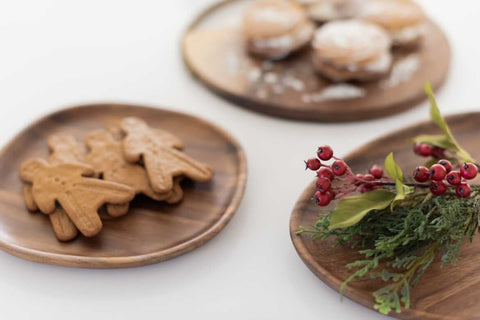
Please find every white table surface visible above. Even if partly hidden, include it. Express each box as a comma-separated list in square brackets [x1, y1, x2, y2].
[0, 0, 477, 319]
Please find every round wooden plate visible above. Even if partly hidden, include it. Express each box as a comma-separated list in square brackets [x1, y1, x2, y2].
[0, 104, 247, 269]
[290, 112, 480, 319]
[183, 0, 451, 122]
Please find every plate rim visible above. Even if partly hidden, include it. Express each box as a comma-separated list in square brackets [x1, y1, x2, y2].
[0, 103, 248, 269]
[289, 112, 480, 319]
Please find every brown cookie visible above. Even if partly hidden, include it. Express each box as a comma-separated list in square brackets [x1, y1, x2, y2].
[20, 159, 135, 237]
[48, 135, 86, 241]
[85, 130, 184, 217]
[48, 135, 86, 165]
[22, 135, 86, 241]
[120, 117, 213, 193]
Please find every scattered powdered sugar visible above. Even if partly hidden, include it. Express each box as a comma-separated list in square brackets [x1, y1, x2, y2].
[264, 72, 278, 84]
[282, 75, 305, 91]
[248, 67, 262, 82]
[301, 84, 365, 103]
[380, 55, 420, 89]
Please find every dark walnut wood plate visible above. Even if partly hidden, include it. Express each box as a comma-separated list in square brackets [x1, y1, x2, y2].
[290, 112, 480, 319]
[183, 0, 451, 122]
[0, 104, 247, 269]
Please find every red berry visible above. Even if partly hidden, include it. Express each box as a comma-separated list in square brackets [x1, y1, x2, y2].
[437, 159, 452, 173]
[314, 191, 331, 206]
[317, 167, 334, 181]
[332, 160, 347, 176]
[315, 177, 331, 192]
[413, 166, 430, 182]
[413, 143, 422, 155]
[360, 185, 372, 193]
[430, 181, 447, 195]
[363, 174, 375, 186]
[429, 164, 447, 181]
[456, 183, 471, 198]
[432, 147, 446, 159]
[369, 165, 383, 179]
[419, 144, 433, 157]
[317, 145, 333, 161]
[446, 171, 462, 185]
[460, 163, 478, 180]
[305, 158, 321, 171]
[325, 190, 335, 200]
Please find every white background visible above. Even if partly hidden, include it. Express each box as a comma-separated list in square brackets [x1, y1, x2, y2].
[0, 0, 477, 319]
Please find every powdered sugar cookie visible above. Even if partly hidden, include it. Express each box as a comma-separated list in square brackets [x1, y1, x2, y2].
[312, 19, 392, 81]
[244, 0, 314, 59]
[359, 0, 426, 47]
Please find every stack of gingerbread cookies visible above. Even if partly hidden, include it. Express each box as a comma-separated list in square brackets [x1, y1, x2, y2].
[19, 117, 214, 241]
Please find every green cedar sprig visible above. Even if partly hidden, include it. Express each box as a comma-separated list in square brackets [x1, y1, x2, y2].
[298, 192, 480, 314]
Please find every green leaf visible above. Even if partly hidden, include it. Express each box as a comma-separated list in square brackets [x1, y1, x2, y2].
[415, 83, 475, 163]
[425, 82, 454, 141]
[384, 153, 414, 204]
[384, 152, 403, 182]
[412, 135, 457, 151]
[329, 190, 396, 229]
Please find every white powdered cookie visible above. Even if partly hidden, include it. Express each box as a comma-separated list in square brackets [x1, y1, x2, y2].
[359, 0, 426, 47]
[244, 0, 314, 59]
[311, 19, 392, 81]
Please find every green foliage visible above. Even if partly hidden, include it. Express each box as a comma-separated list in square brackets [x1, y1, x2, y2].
[299, 190, 480, 315]
[384, 153, 414, 204]
[413, 83, 475, 163]
[328, 190, 396, 229]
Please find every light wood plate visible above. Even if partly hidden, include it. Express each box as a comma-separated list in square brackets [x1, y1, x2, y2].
[183, 0, 451, 122]
[0, 104, 247, 269]
[290, 112, 480, 319]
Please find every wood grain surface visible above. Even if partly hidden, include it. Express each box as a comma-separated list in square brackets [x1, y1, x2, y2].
[182, 0, 451, 122]
[290, 112, 480, 320]
[0, 104, 247, 269]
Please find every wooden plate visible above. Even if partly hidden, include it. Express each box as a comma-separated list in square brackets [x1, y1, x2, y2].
[290, 112, 480, 319]
[0, 104, 247, 269]
[183, 0, 451, 122]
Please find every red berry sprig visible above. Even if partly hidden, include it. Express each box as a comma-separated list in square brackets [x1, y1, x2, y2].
[304, 146, 388, 207]
[305, 144, 480, 207]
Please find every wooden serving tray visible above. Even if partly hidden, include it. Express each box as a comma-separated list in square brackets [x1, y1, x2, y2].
[183, 0, 451, 122]
[0, 104, 247, 269]
[290, 112, 480, 319]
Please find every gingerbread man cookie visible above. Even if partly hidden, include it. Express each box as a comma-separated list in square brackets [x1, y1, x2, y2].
[85, 130, 184, 217]
[120, 117, 213, 193]
[20, 159, 135, 237]
[23, 135, 86, 241]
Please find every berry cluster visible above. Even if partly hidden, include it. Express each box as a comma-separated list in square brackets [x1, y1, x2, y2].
[305, 144, 480, 207]
[414, 160, 477, 197]
[305, 146, 385, 206]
